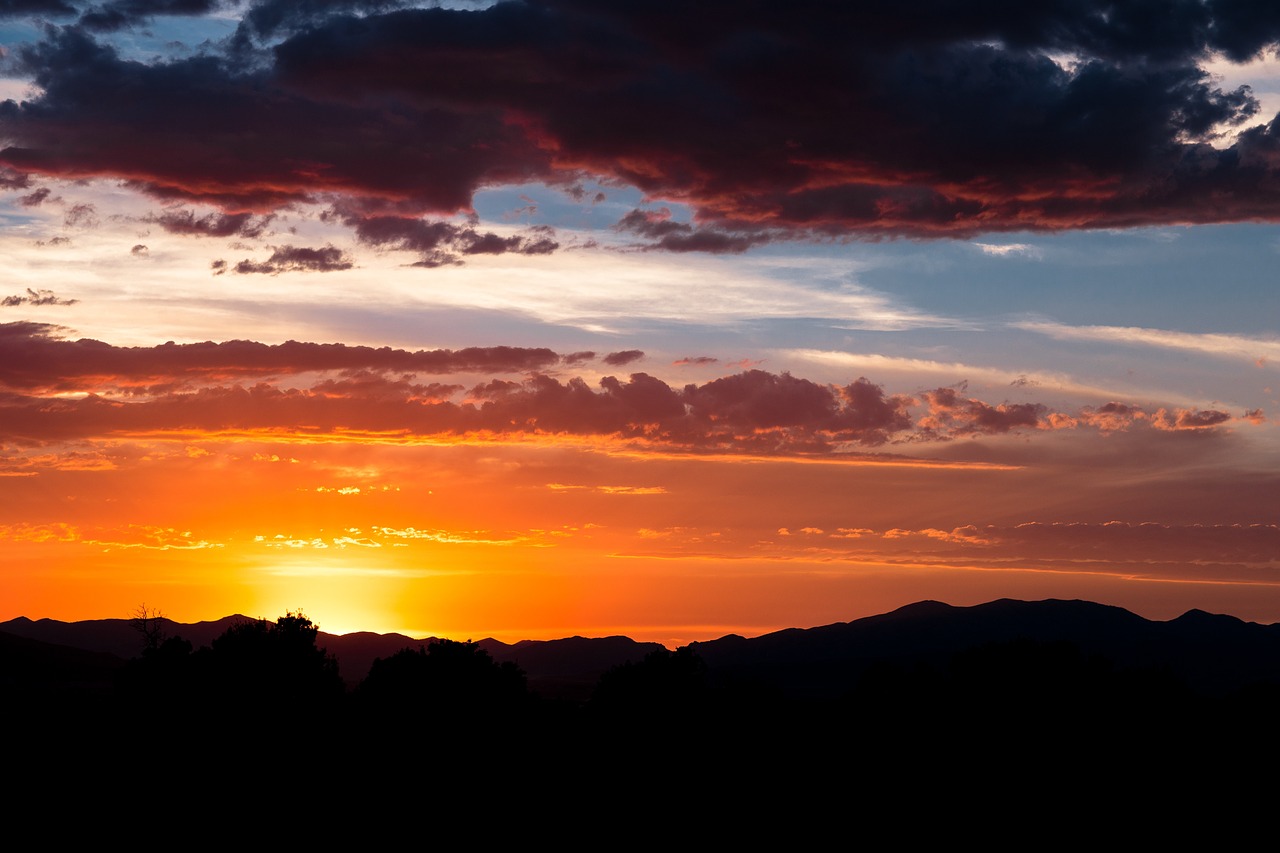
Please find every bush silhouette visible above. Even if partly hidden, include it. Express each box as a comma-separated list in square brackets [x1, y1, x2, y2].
[358, 639, 529, 717]
[590, 646, 709, 716]
[116, 634, 195, 697]
[204, 611, 344, 707]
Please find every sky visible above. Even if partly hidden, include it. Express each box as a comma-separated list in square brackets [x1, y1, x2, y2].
[1, 0, 1278, 646]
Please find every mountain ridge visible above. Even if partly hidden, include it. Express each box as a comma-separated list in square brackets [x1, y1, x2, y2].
[6, 597, 1280, 698]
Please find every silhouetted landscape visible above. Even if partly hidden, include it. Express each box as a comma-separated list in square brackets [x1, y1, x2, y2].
[10, 594, 1280, 824]
[8, 598, 1280, 824]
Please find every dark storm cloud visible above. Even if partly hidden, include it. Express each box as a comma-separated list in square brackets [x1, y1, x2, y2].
[0, 0, 78, 17]
[0, 26, 546, 212]
[0, 0, 231, 29]
[6, 2, 1280, 240]
[0, 167, 30, 188]
[237, 0, 415, 39]
[77, 1, 228, 32]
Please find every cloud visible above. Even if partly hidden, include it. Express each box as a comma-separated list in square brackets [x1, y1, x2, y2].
[5, 4, 1280, 243]
[0, 326, 1258, 452]
[0, 371, 907, 452]
[19, 187, 52, 206]
[783, 348, 1206, 405]
[1017, 320, 1280, 365]
[0, 520, 221, 550]
[237, 0, 417, 40]
[1, 25, 547, 212]
[231, 244, 354, 274]
[350, 214, 559, 267]
[920, 386, 1046, 436]
[149, 210, 275, 239]
[1, 288, 78, 307]
[615, 208, 775, 254]
[0, 321, 562, 390]
[546, 483, 666, 496]
[63, 202, 97, 228]
[1058, 401, 1246, 432]
[0, 167, 30, 188]
[603, 350, 644, 367]
[974, 242, 1042, 258]
[865, 522, 1280, 568]
[0, 1, 78, 18]
[1153, 407, 1234, 430]
[77, 0, 228, 33]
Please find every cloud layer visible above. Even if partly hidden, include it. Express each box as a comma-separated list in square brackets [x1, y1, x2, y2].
[0, 322, 1254, 453]
[5, 1, 1280, 243]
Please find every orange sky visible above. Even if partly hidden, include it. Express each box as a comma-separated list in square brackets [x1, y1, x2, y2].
[4, 396, 1277, 645]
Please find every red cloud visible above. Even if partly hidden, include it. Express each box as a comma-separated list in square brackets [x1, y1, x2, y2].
[0, 322, 561, 391]
[920, 387, 1046, 436]
[0, 326, 1259, 452]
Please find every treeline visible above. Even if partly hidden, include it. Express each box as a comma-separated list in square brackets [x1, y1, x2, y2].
[11, 611, 1280, 834]
[11, 610, 1280, 799]
[15, 610, 1280, 729]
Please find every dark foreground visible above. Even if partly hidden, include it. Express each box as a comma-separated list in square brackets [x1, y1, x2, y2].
[8, 605, 1280, 838]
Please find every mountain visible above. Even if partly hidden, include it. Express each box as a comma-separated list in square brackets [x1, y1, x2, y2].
[0, 614, 250, 661]
[6, 598, 1280, 699]
[0, 628, 124, 694]
[689, 597, 1280, 697]
[0, 614, 665, 696]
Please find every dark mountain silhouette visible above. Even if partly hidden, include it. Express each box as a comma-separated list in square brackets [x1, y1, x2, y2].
[0, 614, 665, 695]
[689, 597, 1280, 697]
[479, 635, 668, 700]
[0, 614, 251, 661]
[0, 628, 124, 695]
[6, 598, 1280, 699]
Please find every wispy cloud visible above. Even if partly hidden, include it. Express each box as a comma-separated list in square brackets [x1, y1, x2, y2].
[974, 242, 1043, 259]
[1017, 321, 1280, 366]
[782, 348, 1186, 403]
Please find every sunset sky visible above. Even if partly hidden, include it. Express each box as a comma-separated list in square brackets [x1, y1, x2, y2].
[2, 0, 1278, 646]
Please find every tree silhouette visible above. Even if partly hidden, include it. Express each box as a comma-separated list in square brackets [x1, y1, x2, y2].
[129, 603, 168, 653]
[205, 610, 344, 708]
[590, 646, 709, 716]
[117, 604, 195, 701]
[358, 639, 529, 718]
